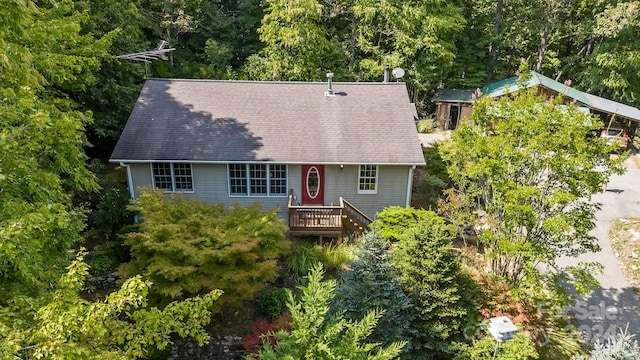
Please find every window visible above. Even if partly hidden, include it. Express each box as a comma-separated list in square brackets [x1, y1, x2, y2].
[229, 164, 247, 195]
[358, 165, 378, 194]
[152, 163, 193, 192]
[229, 164, 287, 196]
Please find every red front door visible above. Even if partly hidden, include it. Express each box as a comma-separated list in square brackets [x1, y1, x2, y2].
[302, 165, 324, 205]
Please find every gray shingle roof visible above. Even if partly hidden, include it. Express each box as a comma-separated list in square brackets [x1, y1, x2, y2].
[110, 79, 425, 165]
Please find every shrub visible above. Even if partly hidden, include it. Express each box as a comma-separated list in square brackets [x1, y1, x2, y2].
[454, 332, 538, 360]
[258, 287, 289, 320]
[371, 206, 441, 243]
[86, 243, 118, 276]
[242, 313, 292, 354]
[417, 117, 438, 133]
[286, 242, 323, 277]
[321, 240, 357, 273]
[120, 188, 289, 308]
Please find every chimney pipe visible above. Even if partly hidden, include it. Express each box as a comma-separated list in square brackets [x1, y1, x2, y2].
[384, 65, 390, 83]
[325, 73, 334, 96]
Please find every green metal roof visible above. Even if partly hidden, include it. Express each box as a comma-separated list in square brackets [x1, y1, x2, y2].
[432, 72, 640, 122]
[481, 72, 640, 122]
[481, 72, 591, 105]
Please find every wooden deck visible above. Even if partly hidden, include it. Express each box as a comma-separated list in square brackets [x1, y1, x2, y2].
[287, 196, 373, 238]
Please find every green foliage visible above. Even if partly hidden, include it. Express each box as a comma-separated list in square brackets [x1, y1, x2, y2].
[417, 117, 438, 133]
[286, 242, 324, 277]
[250, 264, 407, 360]
[121, 188, 289, 307]
[0, 251, 222, 358]
[243, 0, 345, 81]
[454, 332, 538, 360]
[86, 242, 119, 276]
[391, 211, 471, 358]
[573, 326, 640, 359]
[371, 206, 441, 243]
[439, 86, 626, 301]
[333, 232, 414, 356]
[258, 287, 290, 320]
[321, 240, 358, 274]
[0, 0, 109, 301]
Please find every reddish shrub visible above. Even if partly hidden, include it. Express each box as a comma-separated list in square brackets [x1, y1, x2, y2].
[242, 313, 292, 354]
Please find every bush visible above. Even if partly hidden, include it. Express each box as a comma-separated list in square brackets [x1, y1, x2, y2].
[417, 117, 438, 133]
[321, 241, 357, 273]
[286, 243, 323, 277]
[242, 313, 292, 354]
[258, 287, 289, 320]
[120, 188, 289, 308]
[86, 243, 118, 276]
[371, 206, 441, 243]
[454, 332, 538, 360]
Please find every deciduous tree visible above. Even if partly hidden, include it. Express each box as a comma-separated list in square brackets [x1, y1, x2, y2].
[439, 78, 625, 303]
[0, 252, 222, 358]
[120, 188, 289, 307]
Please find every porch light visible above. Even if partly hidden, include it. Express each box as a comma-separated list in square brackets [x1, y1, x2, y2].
[339, 164, 344, 171]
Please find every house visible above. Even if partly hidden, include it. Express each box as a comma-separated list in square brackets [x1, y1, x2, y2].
[432, 72, 640, 136]
[110, 77, 425, 238]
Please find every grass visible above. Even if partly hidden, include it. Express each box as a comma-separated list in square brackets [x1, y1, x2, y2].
[609, 217, 640, 294]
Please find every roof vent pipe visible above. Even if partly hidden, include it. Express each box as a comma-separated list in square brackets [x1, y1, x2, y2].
[325, 73, 335, 96]
[384, 65, 390, 83]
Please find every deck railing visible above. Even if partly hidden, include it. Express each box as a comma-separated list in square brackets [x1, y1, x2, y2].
[287, 195, 373, 237]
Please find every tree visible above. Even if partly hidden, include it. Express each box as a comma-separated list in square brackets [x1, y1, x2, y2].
[0, 251, 222, 358]
[120, 188, 289, 307]
[438, 78, 626, 303]
[251, 264, 407, 360]
[243, 0, 345, 81]
[0, 0, 112, 301]
[391, 211, 470, 358]
[332, 232, 414, 355]
[573, 326, 640, 360]
[576, 1, 640, 107]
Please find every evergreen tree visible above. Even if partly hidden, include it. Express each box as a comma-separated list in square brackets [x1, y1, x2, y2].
[392, 212, 469, 359]
[573, 327, 640, 360]
[333, 232, 414, 355]
[251, 264, 406, 360]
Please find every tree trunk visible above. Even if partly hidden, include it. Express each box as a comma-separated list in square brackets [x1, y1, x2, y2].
[536, 26, 550, 73]
[488, 0, 504, 80]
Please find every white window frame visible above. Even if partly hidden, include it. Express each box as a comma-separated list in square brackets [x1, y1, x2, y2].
[358, 164, 378, 194]
[228, 163, 288, 197]
[151, 162, 194, 192]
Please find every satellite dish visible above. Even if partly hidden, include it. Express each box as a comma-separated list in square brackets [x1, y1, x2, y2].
[392, 67, 405, 79]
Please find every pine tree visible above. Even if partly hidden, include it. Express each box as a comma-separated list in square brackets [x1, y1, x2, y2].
[333, 232, 414, 355]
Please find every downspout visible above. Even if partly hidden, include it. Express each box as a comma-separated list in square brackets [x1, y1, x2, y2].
[406, 165, 416, 207]
[119, 162, 135, 199]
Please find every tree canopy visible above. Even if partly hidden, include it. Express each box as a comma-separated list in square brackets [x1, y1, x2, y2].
[439, 77, 626, 302]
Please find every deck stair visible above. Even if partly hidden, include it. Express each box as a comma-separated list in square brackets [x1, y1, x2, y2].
[287, 195, 373, 239]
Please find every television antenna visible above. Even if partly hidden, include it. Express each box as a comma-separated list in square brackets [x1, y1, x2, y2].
[117, 40, 175, 76]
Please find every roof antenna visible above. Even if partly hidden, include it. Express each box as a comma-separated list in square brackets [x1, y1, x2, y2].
[117, 40, 176, 78]
[325, 73, 335, 96]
